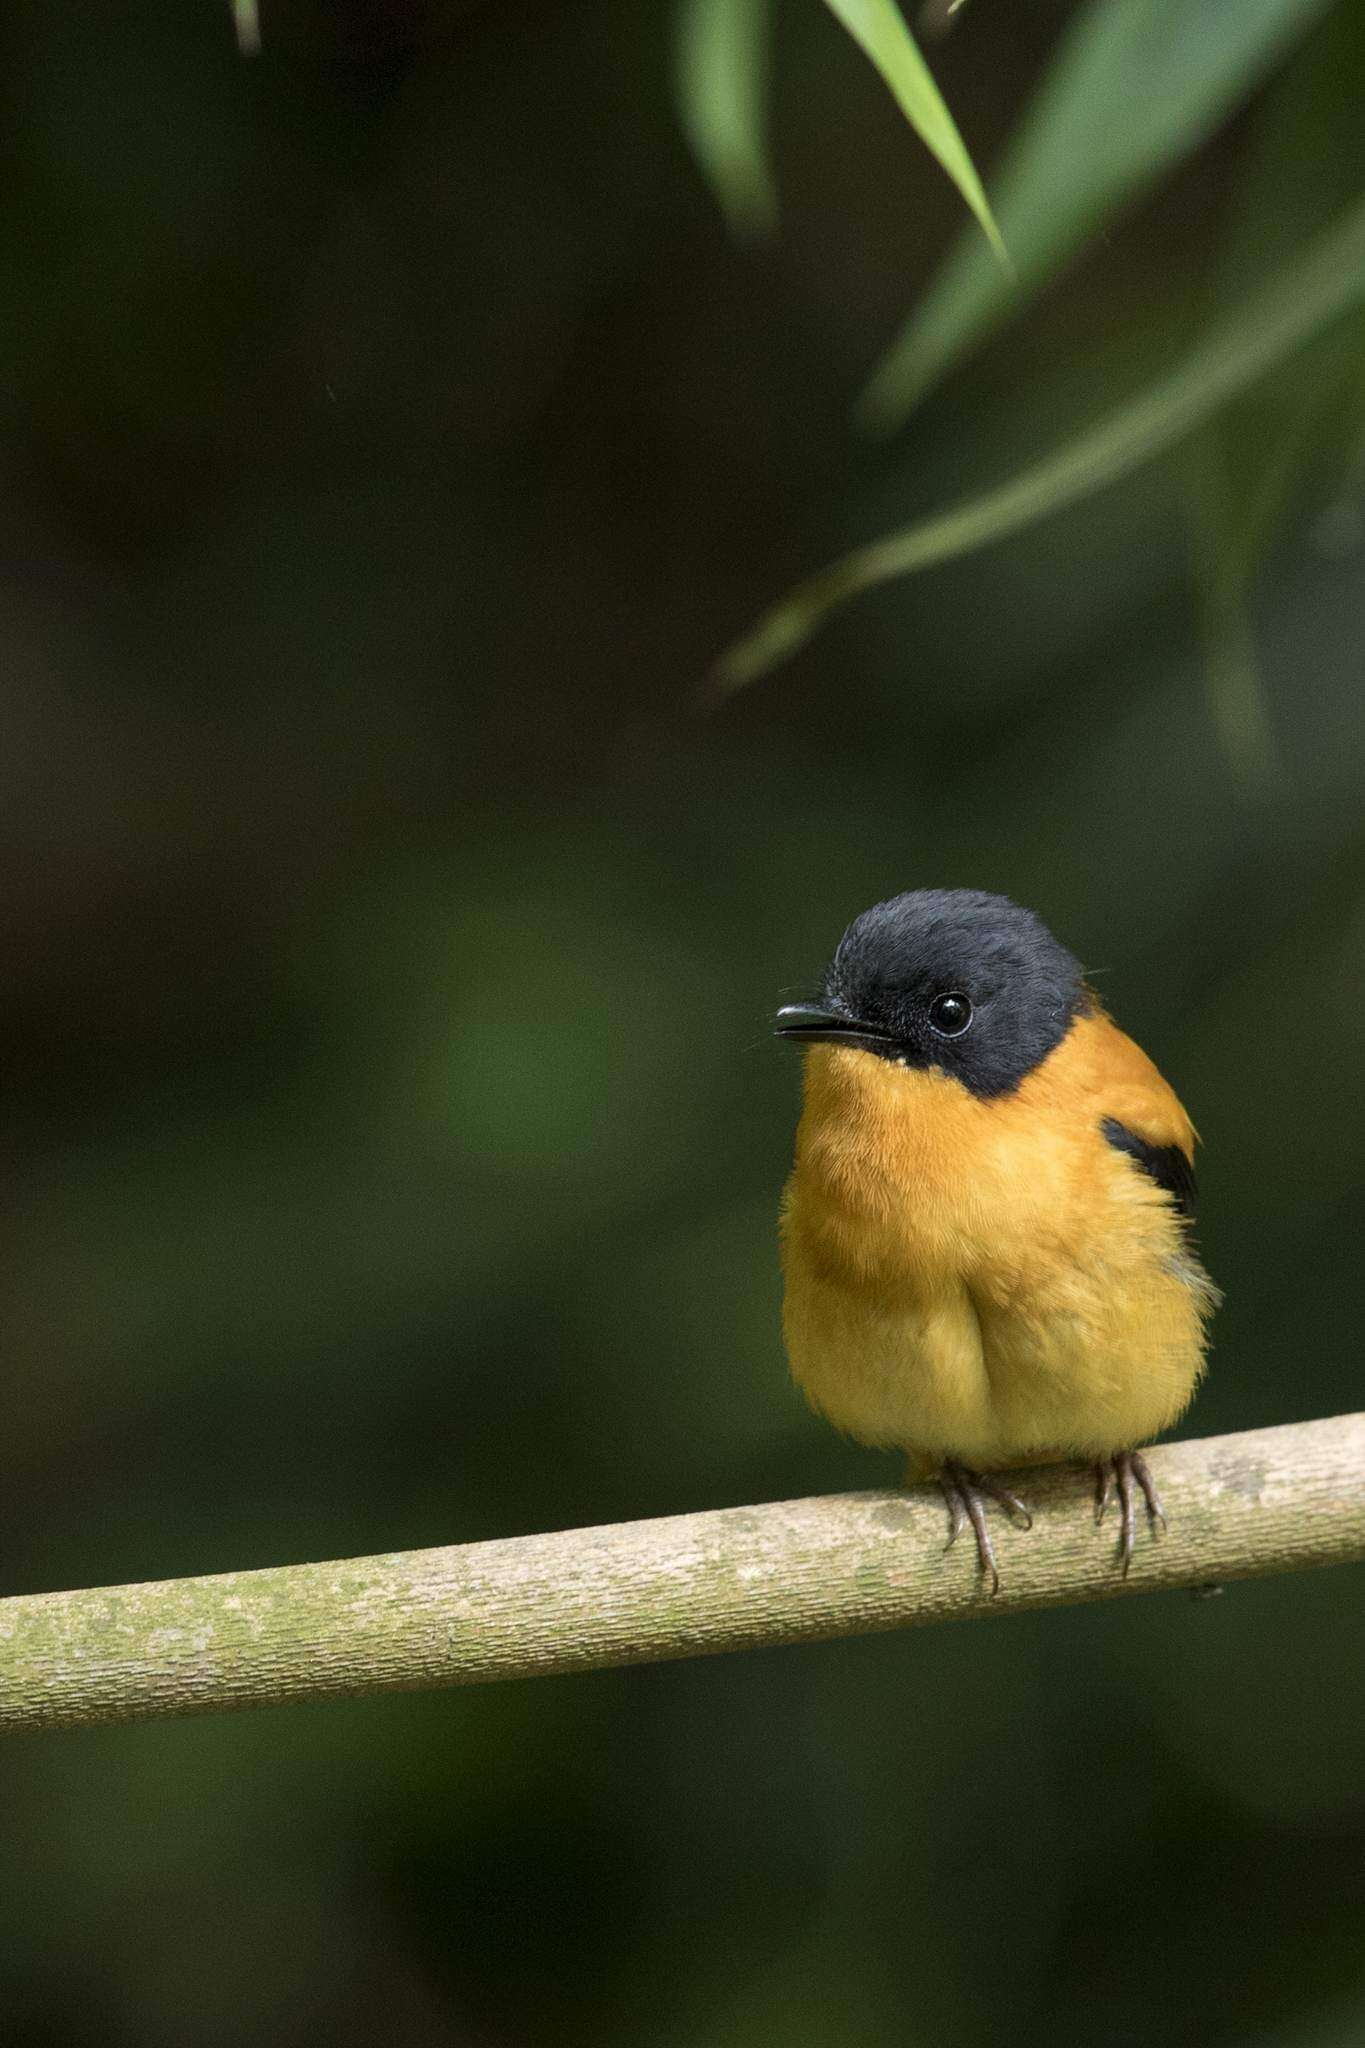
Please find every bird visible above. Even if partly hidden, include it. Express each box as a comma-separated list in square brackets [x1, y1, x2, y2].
[776, 889, 1218, 1592]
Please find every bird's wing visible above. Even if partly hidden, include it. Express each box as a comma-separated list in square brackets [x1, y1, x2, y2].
[1099, 1117, 1196, 1220]
[1051, 1008, 1200, 1222]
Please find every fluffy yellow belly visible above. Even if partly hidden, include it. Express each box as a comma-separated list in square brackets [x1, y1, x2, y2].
[781, 1246, 1205, 1473]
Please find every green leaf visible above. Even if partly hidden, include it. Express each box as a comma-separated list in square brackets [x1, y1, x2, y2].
[706, 189, 1365, 697]
[822, 0, 1007, 267]
[859, 0, 1335, 432]
[674, 0, 778, 240]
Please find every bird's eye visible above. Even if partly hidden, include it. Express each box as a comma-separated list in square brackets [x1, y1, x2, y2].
[928, 991, 972, 1037]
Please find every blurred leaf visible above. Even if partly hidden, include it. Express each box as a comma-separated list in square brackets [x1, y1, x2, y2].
[674, 0, 777, 239]
[1184, 3, 1365, 793]
[859, 0, 1335, 431]
[708, 187, 1365, 696]
[822, 0, 1007, 265]
[231, 0, 261, 55]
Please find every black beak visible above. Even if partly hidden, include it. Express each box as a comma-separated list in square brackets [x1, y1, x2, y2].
[774, 1003, 897, 1053]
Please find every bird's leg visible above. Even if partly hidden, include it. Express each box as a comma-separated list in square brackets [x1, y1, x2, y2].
[1094, 1449, 1167, 1575]
[939, 1460, 1033, 1597]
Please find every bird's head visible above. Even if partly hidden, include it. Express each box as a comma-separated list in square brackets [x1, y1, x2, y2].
[776, 889, 1086, 1099]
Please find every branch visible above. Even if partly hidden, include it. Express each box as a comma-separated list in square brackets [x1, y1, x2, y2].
[2, 1414, 1361, 1736]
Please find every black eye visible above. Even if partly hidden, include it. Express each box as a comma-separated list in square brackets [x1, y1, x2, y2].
[928, 991, 972, 1037]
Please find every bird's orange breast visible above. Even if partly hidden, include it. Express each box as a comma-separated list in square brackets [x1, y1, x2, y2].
[780, 1009, 1214, 1469]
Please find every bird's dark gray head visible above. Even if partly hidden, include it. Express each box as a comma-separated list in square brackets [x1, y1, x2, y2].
[776, 889, 1087, 1098]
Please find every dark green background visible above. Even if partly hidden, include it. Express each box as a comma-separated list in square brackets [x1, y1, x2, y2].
[2, 3, 1363, 2041]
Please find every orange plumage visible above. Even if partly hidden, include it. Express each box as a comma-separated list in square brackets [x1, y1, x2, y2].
[777, 891, 1217, 1581]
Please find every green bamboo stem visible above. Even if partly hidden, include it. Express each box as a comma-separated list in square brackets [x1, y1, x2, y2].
[1, 1413, 1361, 1736]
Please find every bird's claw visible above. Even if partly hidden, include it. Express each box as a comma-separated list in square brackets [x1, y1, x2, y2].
[1094, 1450, 1166, 1574]
[940, 1461, 1032, 1597]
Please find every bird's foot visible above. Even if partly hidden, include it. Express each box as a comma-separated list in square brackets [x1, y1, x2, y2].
[1094, 1449, 1167, 1575]
[940, 1460, 1033, 1597]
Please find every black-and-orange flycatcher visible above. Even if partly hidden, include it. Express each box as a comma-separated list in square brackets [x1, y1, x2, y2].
[777, 889, 1218, 1592]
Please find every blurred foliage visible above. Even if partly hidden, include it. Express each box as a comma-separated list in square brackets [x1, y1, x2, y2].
[1, 0, 1363, 2043]
[714, 190, 1365, 691]
[676, 0, 1005, 259]
[675, 0, 777, 240]
[862, 0, 1335, 425]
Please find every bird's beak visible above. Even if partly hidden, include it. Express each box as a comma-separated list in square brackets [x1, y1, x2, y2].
[774, 1003, 897, 1053]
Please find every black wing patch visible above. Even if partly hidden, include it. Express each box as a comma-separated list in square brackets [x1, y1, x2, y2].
[1101, 1117, 1196, 1220]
